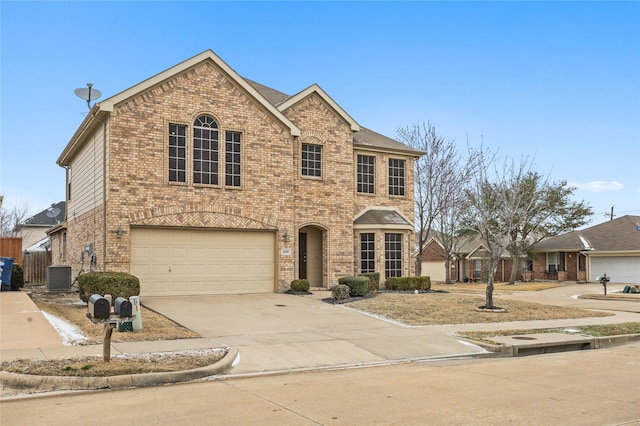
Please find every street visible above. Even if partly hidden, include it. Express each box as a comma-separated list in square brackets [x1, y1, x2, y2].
[2, 341, 639, 425]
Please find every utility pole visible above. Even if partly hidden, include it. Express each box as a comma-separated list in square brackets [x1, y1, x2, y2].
[610, 206, 615, 221]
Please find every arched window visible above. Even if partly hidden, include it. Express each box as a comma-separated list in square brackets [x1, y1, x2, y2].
[193, 115, 219, 185]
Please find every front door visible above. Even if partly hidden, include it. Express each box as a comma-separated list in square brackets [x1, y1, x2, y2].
[299, 232, 307, 279]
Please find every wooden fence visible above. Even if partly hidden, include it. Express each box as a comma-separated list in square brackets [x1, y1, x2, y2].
[22, 250, 51, 285]
[0, 237, 23, 264]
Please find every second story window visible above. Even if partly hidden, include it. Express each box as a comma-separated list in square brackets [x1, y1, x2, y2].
[301, 143, 322, 178]
[357, 155, 375, 194]
[193, 115, 219, 185]
[225, 131, 241, 187]
[168, 124, 187, 183]
[388, 158, 405, 196]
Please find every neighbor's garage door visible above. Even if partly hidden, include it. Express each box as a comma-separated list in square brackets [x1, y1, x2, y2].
[420, 261, 446, 282]
[130, 228, 275, 296]
[590, 256, 640, 284]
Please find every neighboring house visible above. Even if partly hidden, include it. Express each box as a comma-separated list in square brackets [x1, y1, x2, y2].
[419, 233, 524, 283]
[15, 201, 65, 252]
[49, 50, 423, 296]
[532, 215, 640, 284]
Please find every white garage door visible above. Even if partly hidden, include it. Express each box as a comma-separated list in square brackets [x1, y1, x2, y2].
[421, 261, 446, 282]
[590, 256, 640, 285]
[130, 228, 275, 296]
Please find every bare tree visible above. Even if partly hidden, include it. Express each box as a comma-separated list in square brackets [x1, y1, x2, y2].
[398, 122, 469, 278]
[0, 195, 32, 237]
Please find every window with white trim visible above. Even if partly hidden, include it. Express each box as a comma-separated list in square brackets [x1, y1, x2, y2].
[360, 233, 375, 273]
[385, 233, 402, 278]
[547, 252, 560, 272]
[168, 124, 187, 183]
[357, 154, 375, 194]
[388, 158, 405, 196]
[193, 115, 219, 185]
[301, 143, 322, 178]
[225, 131, 241, 187]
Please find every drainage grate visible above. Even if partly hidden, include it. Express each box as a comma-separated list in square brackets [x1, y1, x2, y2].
[274, 304, 287, 307]
[512, 336, 537, 340]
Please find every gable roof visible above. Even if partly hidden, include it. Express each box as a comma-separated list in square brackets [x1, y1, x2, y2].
[17, 202, 65, 228]
[99, 50, 301, 137]
[245, 74, 423, 157]
[533, 215, 640, 253]
[277, 84, 361, 132]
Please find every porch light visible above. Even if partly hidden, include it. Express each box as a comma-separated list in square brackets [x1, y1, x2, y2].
[281, 230, 291, 243]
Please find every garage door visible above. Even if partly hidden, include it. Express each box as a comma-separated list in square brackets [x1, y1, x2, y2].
[421, 261, 446, 282]
[130, 228, 275, 296]
[590, 257, 640, 285]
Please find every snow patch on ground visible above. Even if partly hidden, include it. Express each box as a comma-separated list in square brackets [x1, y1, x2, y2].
[41, 311, 88, 346]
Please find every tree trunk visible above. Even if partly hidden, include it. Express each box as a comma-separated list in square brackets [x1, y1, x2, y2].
[507, 255, 519, 285]
[507, 247, 519, 285]
[485, 278, 494, 309]
[444, 259, 452, 284]
[484, 259, 499, 308]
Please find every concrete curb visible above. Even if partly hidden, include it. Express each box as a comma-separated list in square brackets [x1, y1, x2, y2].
[0, 347, 239, 392]
[461, 333, 640, 357]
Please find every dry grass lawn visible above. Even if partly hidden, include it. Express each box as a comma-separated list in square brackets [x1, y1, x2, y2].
[2, 349, 226, 377]
[347, 292, 612, 326]
[431, 281, 565, 293]
[35, 300, 200, 344]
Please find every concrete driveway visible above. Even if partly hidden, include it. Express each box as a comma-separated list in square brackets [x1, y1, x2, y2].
[141, 292, 485, 375]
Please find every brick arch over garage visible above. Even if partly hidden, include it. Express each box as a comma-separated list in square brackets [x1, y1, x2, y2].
[128, 203, 278, 230]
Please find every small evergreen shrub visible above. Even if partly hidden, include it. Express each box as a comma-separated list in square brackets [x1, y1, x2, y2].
[290, 279, 310, 292]
[10, 264, 25, 291]
[384, 276, 431, 291]
[338, 275, 371, 297]
[331, 284, 351, 301]
[78, 272, 140, 302]
[359, 272, 380, 293]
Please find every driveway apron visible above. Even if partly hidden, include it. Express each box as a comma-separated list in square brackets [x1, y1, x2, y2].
[141, 293, 484, 374]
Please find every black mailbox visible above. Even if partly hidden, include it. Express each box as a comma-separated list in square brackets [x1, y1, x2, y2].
[114, 297, 133, 317]
[88, 294, 110, 319]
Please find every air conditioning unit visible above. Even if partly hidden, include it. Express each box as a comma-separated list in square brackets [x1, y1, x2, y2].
[47, 265, 72, 291]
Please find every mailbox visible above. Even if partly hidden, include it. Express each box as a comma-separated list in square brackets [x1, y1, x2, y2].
[114, 297, 133, 317]
[88, 294, 110, 319]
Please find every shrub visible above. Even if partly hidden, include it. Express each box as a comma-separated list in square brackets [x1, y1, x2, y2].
[331, 284, 351, 301]
[338, 275, 371, 297]
[359, 272, 380, 293]
[78, 272, 140, 302]
[384, 276, 431, 291]
[290, 279, 310, 292]
[10, 264, 25, 291]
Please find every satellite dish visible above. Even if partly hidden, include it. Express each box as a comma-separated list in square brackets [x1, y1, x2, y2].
[46, 207, 61, 218]
[46, 206, 61, 224]
[74, 83, 102, 109]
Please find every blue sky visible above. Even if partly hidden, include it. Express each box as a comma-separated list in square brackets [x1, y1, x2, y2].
[1, 1, 639, 227]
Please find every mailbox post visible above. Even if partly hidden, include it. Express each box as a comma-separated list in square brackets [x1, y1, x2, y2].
[599, 273, 610, 296]
[86, 294, 136, 362]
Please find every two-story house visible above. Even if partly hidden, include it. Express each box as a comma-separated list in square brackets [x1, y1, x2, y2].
[49, 50, 423, 296]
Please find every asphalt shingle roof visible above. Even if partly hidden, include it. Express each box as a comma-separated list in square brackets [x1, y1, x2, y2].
[533, 215, 640, 252]
[354, 210, 412, 226]
[21, 201, 66, 227]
